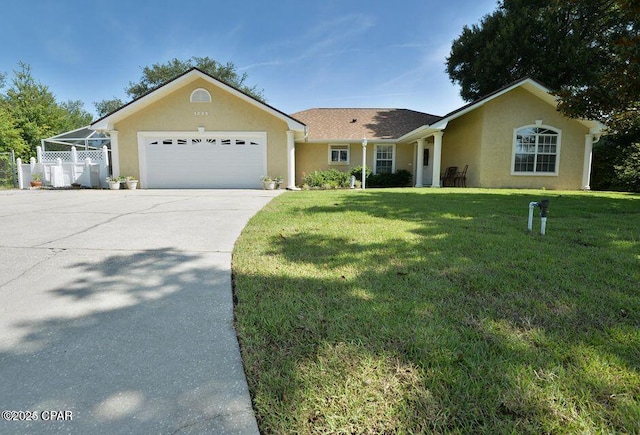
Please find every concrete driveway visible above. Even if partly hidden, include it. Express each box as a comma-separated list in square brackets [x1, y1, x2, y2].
[0, 189, 282, 434]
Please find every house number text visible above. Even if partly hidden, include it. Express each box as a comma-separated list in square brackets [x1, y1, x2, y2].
[194, 111, 209, 116]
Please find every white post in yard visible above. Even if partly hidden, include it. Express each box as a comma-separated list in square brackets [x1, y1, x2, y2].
[50, 157, 63, 188]
[101, 145, 109, 164]
[85, 158, 92, 187]
[528, 202, 537, 232]
[36, 146, 42, 163]
[16, 158, 23, 189]
[415, 138, 425, 187]
[362, 137, 367, 190]
[70, 146, 78, 183]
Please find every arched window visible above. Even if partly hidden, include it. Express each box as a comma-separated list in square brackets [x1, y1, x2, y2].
[512, 125, 561, 174]
[190, 88, 212, 103]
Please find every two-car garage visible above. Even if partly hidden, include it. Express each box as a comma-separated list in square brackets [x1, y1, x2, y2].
[90, 68, 305, 189]
[138, 132, 267, 189]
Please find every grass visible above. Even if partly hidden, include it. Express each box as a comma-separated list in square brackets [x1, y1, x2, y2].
[232, 188, 640, 434]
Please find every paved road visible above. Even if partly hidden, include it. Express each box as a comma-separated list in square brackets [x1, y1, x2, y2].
[0, 189, 282, 434]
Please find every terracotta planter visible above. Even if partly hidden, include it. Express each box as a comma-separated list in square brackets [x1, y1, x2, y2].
[30, 181, 42, 188]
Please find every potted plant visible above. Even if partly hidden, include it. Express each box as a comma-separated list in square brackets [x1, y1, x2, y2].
[125, 176, 138, 190]
[30, 172, 43, 188]
[274, 176, 284, 189]
[106, 176, 121, 190]
[261, 176, 276, 190]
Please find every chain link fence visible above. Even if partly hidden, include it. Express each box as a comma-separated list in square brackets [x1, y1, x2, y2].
[0, 151, 17, 188]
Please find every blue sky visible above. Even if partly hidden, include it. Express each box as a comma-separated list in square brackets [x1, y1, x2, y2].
[0, 0, 498, 119]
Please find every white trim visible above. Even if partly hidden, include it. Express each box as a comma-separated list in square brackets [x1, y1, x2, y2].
[373, 143, 396, 174]
[398, 78, 604, 144]
[190, 88, 212, 102]
[91, 69, 305, 132]
[328, 143, 350, 165]
[511, 124, 561, 176]
[430, 79, 561, 131]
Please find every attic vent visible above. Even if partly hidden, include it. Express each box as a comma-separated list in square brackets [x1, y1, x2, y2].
[190, 88, 212, 103]
[350, 118, 357, 123]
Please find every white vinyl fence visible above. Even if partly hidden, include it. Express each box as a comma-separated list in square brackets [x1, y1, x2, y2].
[17, 145, 110, 189]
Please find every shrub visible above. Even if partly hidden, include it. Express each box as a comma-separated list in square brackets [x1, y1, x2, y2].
[366, 169, 412, 187]
[350, 166, 372, 182]
[301, 168, 413, 189]
[302, 169, 351, 189]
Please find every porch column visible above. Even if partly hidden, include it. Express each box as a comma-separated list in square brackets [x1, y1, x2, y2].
[581, 133, 594, 190]
[286, 130, 296, 189]
[415, 138, 425, 187]
[108, 130, 120, 177]
[431, 131, 443, 188]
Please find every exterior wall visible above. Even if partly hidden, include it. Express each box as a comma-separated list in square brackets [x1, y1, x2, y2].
[478, 88, 588, 189]
[113, 77, 290, 185]
[395, 143, 415, 180]
[295, 141, 414, 185]
[439, 107, 484, 187]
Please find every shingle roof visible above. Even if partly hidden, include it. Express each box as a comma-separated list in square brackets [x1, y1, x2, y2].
[291, 108, 442, 141]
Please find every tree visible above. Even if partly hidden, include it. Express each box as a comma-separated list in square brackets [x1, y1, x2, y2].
[591, 138, 640, 192]
[0, 62, 93, 158]
[0, 106, 28, 155]
[94, 56, 265, 116]
[59, 100, 93, 131]
[94, 98, 125, 117]
[556, 0, 640, 136]
[447, 0, 639, 131]
[446, 0, 609, 102]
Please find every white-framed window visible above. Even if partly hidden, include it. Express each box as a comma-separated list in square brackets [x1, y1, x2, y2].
[374, 144, 395, 174]
[328, 144, 350, 165]
[512, 125, 561, 175]
[190, 88, 212, 103]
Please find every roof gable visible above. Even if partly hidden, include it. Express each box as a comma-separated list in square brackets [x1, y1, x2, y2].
[431, 77, 601, 131]
[91, 68, 305, 131]
[399, 78, 604, 142]
[292, 108, 442, 142]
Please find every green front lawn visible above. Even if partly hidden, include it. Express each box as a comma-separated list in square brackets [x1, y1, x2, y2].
[232, 188, 640, 434]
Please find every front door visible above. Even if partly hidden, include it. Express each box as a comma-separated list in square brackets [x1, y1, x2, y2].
[422, 146, 433, 185]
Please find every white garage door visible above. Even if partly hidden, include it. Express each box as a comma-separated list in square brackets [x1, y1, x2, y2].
[139, 132, 266, 188]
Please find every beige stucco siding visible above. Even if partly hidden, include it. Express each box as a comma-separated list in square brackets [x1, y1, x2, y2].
[440, 107, 484, 187]
[478, 88, 588, 189]
[113, 77, 290, 183]
[395, 143, 414, 179]
[295, 142, 414, 185]
[295, 142, 364, 184]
